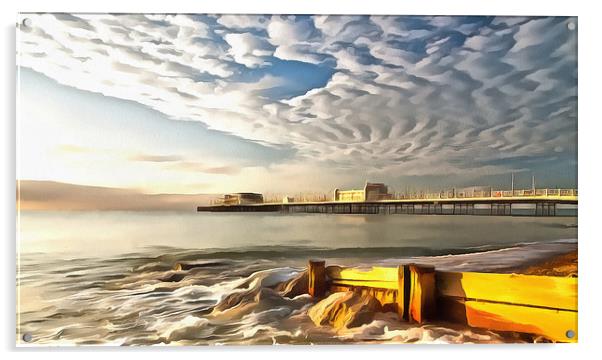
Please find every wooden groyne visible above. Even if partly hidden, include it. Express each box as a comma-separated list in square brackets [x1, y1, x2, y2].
[307, 260, 578, 342]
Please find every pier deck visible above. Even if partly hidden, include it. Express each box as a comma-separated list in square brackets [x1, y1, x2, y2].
[197, 194, 577, 216]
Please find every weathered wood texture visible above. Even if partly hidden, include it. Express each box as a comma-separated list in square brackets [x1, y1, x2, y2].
[308, 260, 326, 297]
[397, 265, 409, 320]
[436, 271, 577, 311]
[326, 265, 398, 289]
[436, 271, 577, 342]
[326, 265, 403, 313]
[408, 264, 436, 323]
[314, 261, 578, 342]
[437, 297, 577, 342]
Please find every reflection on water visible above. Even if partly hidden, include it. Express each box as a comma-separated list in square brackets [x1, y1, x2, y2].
[18, 211, 578, 257]
[17, 211, 578, 345]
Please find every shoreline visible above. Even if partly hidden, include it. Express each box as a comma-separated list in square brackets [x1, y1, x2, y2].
[17, 241, 579, 345]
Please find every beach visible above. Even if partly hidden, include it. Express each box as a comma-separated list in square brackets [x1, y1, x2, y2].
[17, 211, 578, 345]
[511, 250, 577, 277]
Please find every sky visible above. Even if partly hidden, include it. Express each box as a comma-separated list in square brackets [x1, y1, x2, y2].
[17, 14, 577, 200]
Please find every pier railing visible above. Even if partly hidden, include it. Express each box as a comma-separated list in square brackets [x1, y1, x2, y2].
[261, 188, 578, 204]
[308, 260, 578, 343]
[410, 188, 578, 200]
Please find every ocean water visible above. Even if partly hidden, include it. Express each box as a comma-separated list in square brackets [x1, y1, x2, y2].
[17, 211, 578, 345]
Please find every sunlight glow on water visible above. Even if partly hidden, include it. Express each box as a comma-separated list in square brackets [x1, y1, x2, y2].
[18, 211, 577, 257]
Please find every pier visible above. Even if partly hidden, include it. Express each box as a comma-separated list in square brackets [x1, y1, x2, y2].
[197, 188, 577, 216]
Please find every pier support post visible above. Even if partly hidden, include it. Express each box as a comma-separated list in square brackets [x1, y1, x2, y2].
[308, 259, 326, 298]
[408, 264, 436, 324]
[536, 202, 557, 216]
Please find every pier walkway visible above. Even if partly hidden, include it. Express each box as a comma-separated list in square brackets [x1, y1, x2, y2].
[198, 189, 577, 216]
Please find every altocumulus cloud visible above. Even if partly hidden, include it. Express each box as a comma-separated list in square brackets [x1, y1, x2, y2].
[18, 14, 577, 182]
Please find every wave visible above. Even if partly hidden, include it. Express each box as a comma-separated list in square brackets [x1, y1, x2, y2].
[18, 239, 576, 345]
[74, 238, 574, 264]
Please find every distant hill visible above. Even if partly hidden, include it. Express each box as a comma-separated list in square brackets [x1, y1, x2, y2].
[17, 180, 222, 211]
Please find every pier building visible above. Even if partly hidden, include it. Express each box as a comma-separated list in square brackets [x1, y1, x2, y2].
[333, 182, 392, 202]
[220, 192, 264, 205]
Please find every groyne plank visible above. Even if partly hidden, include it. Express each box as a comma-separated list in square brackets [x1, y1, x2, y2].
[326, 266, 398, 282]
[329, 279, 398, 290]
[436, 271, 578, 311]
[437, 297, 578, 342]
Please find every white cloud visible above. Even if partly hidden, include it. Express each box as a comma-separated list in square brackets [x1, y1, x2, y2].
[216, 15, 270, 30]
[510, 17, 558, 53]
[265, 17, 333, 64]
[18, 14, 578, 187]
[267, 17, 316, 44]
[224, 32, 273, 68]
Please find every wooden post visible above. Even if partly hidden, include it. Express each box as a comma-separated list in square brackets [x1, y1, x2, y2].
[408, 264, 436, 324]
[397, 265, 410, 320]
[308, 259, 326, 298]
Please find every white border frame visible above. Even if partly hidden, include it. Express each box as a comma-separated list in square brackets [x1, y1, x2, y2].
[3, 1, 601, 359]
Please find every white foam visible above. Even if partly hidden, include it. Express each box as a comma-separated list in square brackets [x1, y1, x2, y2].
[376, 238, 577, 272]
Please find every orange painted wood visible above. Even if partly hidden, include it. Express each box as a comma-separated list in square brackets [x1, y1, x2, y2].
[438, 297, 578, 342]
[327, 266, 397, 282]
[320, 261, 579, 342]
[436, 271, 577, 311]
[408, 264, 436, 324]
[308, 260, 326, 297]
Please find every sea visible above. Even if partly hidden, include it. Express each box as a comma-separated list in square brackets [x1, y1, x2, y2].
[17, 211, 578, 345]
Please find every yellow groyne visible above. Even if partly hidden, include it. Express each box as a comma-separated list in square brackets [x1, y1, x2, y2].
[309, 260, 578, 342]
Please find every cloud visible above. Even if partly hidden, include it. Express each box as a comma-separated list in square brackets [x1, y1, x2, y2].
[129, 154, 183, 162]
[128, 151, 243, 175]
[18, 180, 219, 210]
[18, 14, 578, 187]
[268, 16, 319, 44]
[266, 16, 331, 64]
[224, 32, 274, 68]
[167, 161, 241, 175]
[216, 15, 270, 31]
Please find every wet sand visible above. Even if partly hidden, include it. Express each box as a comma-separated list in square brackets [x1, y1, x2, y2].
[511, 250, 578, 277]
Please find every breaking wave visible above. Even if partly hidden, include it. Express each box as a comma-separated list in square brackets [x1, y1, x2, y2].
[17, 239, 576, 345]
